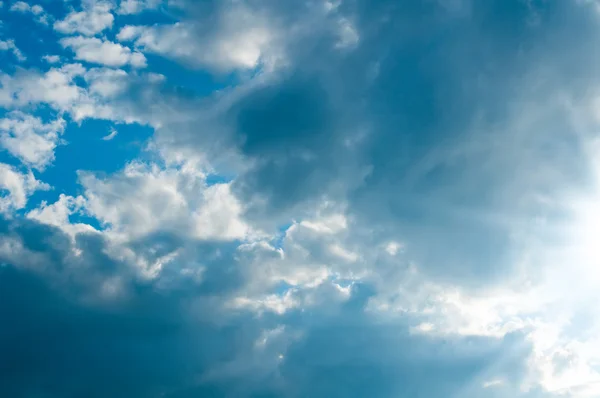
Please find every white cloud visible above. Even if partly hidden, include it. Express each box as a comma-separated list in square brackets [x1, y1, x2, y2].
[54, 1, 114, 36]
[61, 36, 147, 68]
[116, 25, 140, 41]
[102, 127, 118, 141]
[78, 157, 250, 242]
[9, 1, 49, 25]
[229, 291, 300, 315]
[9, 1, 31, 12]
[0, 39, 25, 61]
[0, 63, 171, 125]
[193, 183, 249, 240]
[0, 112, 66, 170]
[42, 54, 60, 64]
[83, 67, 129, 97]
[117, 6, 276, 72]
[117, 0, 162, 15]
[0, 163, 49, 213]
[0, 63, 86, 111]
[27, 194, 97, 237]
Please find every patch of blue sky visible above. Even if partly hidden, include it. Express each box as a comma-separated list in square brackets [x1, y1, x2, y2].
[271, 221, 294, 249]
[272, 280, 294, 295]
[35, 119, 154, 200]
[205, 173, 234, 186]
[68, 211, 104, 231]
[0, 5, 63, 64]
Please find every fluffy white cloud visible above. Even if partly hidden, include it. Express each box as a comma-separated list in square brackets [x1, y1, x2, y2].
[61, 36, 147, 68]
[83, 67, 129, 97]
[0, 63, 86, 111]
[117, 4, 276, 72]
[0, 64, 161, 124]
[0, 112, 66, 170]
[27, 194, 97, 237]
[54, 1, 114, 36]
[78, 157, 250, 242]
[0, 39, 25, 61]
[0, 163, 49, 213]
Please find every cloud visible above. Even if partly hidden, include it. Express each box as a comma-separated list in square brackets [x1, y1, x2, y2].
[61, 36, 147, 68]
[26, 194, 98, 238]
[3, 0, 600, 397]
[42, 54, 61, 64]
[77, 156, 250, 242]
[9, 1, 49, 24]
[0, 209, 542, 398]
[0, 111, 66, 170]
[137, 1, 600, 394]
[0, 64, 167, 124]
[116, 2, 278, 72]
[0, 163, 49, 213]
[102, 127, 118, 141]
[0, 39, 25, 61]
[334, 17, 359, 49]
[0, 63, 86, 111]
[54, 0, 114, 36]
[117, 0, 163, 15]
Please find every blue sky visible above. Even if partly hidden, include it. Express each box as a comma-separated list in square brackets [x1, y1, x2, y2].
[2, 0, 600, 397]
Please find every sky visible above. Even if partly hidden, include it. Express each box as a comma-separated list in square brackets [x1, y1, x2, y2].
[2, 0, 600, 397]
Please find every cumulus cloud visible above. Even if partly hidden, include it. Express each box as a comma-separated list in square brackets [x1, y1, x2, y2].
[0, 112, 66, 170]
[0, 64, 168, 124]
[54, 0, 114, 36]
[0, 63, 86, 110]
[61, 36, 147, 68]
[78, 156, 250, 242]
[116, 3, 278, 72]
[0, 163, 49, 213]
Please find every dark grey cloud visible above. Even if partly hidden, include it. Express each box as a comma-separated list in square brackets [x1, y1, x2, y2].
[0, 217, 263, 397]
[150, 0, 600, 284]
[0, 217, 549, 398]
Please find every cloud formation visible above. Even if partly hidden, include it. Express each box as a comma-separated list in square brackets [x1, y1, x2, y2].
[2, 0, 600, 397]
[61, 36, 147, 68]
[54, 0, 114, 36]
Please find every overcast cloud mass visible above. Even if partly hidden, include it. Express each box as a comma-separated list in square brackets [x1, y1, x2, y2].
[2, 0, 600, 397]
